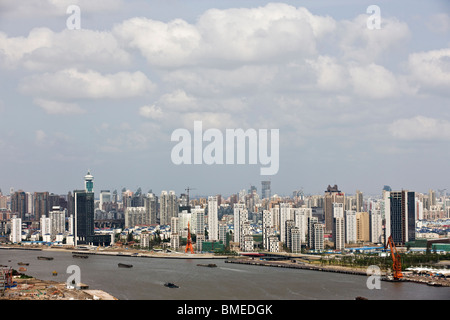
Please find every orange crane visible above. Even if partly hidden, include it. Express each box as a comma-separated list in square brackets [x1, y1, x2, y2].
[185, 222, 194, 254]
[385, 235, 403, 280]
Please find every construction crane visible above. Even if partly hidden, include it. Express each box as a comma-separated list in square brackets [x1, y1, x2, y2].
[385, 235, 403, 280]
[185, 187, 196, 203]
[185, 222, 194, 254]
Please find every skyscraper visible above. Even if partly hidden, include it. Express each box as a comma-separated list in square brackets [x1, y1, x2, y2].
[389, 190, 416, 246]
[356, 190, 363, 212]
[261, 181, 271, 199]
[11, 190, 27, 220]
[333, 203, 345, 250]
[160, 191, 178, 226]
[73, 190, 95, 246]
[208, 196, 218, 241]
[324, 185, 345, 233]
[233, 203, 246, 244]
[34, 192, 49, 221]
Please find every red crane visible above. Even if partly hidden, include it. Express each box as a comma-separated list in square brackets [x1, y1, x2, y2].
[185, 222, 194, 254]
[385, 235, 403, 280]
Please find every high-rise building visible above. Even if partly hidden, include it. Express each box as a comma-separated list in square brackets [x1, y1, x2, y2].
[34, 192, 49, 221]
[294, 208, 312, 243]
[11, 215, 22, 243]
[333, 203, 345, 250]
[11, 190, 27, 220]
[233, 203, 246, 244]
[192, 205, 205, 236]
[218, 220, 227, 245]
[356, 212, 370, 242]
[312, 223, 324, 251]
[356, 190, 363, 212]
[160, 191, 178, 226]
[290, 227, 301, 253]
[99, 190, 111, 210]
[207, 196, 218, 241]
[261, 181, 271, 199]
[279, 202, 292, 245]
[285, 219, 295, 249]
[73, 190, 94, 246]
[324, 185, 345, 233]
[144, 192, 158, 225]
[125, 207, 146, 228]
[389, 190, 416, 246]
[49, 206, 66, 238]
[345, 210, 357, 244]
[370, 209, 383, 244]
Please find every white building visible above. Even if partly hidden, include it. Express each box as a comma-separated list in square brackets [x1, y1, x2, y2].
[208, 196, 218, 241]
[11, 216, 22, 243]
[279, 203, 292, 245]
[233, 203, 246, 244]
[268, 235, 280, 252]
[290, 227, 301, 253]
[49, 206, 66, 238]
[333, 203, 345, 250]
[125, 206, 146, 228]
[345, 210, 357, 244]
[370, 209, 383, 244]
[294, 207, 312, 243]
[191, 206, 205, 235]
[312, 223, 325, 251]
[242, 235, 254, 252]
[40, 215, 51, 239]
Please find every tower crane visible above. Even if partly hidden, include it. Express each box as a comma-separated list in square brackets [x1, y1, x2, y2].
[185, 222, 194, 254]
[385, 235, 403, 280]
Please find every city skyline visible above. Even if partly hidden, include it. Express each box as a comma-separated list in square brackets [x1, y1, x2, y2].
[1, 1, 449, 197]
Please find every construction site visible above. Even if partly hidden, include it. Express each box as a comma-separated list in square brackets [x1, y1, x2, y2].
[0, 267, 117, 300]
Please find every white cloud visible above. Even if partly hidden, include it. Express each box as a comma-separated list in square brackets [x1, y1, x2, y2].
[349, 63, 400, 99]
[0, 28, 131, 71]
[20, 68, 155, 100]
[389, 116, 450, 141]
[139, 105, 163, 120]
[408, 48, 450, 92]
[34, 98, 85, 115]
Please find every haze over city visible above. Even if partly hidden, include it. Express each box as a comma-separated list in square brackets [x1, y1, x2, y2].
[0, 0, 449, 197]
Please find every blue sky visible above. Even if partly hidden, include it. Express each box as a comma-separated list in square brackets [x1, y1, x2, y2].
[0, 0, 449, 198]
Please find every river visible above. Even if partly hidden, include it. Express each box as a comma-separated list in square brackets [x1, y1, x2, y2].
[1, 249, 449, 300]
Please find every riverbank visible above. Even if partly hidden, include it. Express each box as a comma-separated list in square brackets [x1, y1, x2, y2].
[225, 258, 450, 287]
[0, 277, 117, 300]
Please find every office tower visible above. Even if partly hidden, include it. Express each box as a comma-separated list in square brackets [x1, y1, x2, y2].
[324, 185, 345, 233]
[389, 190, 416, 246]
[73, 189, 94, 246]
[356, 190, 363, 212]
[99, 190, 111, 210]
[144, 192, 158, 225]
[125, 207, 146, 228]
[233, 203, 247, 244]
[34, 192, 49, 221]
[261, 181, 271, 199]
[370, 209, 383, 244]
[345, 210, 357, 244]
[207, 196, 218, 241]
[333, 203, 345, 250]
[161, 190, 178, 226]
[11, 190, 27, 220]
[308, 216, 319, 249]
[356, 212, 370, 242]
[218, 220, 227, 245]
[84, 171, 94, 193]
[11, 215, 22, 243]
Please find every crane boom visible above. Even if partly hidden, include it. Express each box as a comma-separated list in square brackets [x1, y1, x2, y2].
[385, 235, 403, 280]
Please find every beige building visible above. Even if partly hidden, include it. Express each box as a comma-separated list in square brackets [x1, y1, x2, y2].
[356, 212, 370, 242]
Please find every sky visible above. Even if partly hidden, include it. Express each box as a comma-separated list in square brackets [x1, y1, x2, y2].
[0, 0, 449, 198]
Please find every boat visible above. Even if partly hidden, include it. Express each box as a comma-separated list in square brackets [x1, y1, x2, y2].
[52, 271, 58, 276]
[73, 254, 89, 259]
[17, 262, 29, 266]
[118, 263, 133, 268]
[18, 267, 27, 272]
[37, 256, 53, 261]
[197, 264, 217, 268]
[164, 282, 179, 288]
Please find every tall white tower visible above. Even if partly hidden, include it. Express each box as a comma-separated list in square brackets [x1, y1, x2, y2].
[84, 170, 94, 193]
[208, 196, 218, 241]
